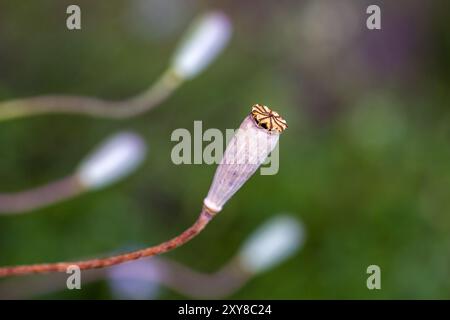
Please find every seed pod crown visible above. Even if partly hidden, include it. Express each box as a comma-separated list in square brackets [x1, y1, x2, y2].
[251, 104, 288, 134]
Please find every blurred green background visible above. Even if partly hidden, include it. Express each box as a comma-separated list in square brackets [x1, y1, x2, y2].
[0, 0, 449, 299]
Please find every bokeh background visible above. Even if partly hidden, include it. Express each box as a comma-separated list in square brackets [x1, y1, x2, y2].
[0, 0, 449, 299]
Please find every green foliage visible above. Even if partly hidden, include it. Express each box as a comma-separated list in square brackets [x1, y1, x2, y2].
[0, 0, 449, 299]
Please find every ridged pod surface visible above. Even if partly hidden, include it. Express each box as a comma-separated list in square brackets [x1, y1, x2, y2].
[204, 105, 287, 213]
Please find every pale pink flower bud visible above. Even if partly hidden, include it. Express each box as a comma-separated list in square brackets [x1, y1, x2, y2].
[171, 11, 232, 80]
[238, 214, 304, 274]
[76, 132, 147, 189]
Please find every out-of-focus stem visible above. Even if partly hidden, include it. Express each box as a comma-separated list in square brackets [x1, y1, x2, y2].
[0, 257, 249, 299]
[0, 270, 104, 299]
[152, 258, 250, 299]
[0, 207, 215, 277]
[0, 175, 83, 214]
[0, 69, 183, 122]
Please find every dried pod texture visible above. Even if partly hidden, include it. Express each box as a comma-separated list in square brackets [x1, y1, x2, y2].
[204, 105, 287, 213]
[251, 104, 288, 133]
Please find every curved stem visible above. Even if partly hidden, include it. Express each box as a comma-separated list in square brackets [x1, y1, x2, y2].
[0, 207, 215, 277]
[0, 69, 183, 121]
[0, 257, 249, 299]
[152, 258, 250, 299]
[0, 175, 83, 214]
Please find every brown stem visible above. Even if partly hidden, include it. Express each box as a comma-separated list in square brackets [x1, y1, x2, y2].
[0, 175, 83, 214]
[0, 207, 215, 277]
[0, 257, 249, 299]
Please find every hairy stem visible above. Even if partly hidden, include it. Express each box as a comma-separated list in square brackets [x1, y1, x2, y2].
[0, 207, 215, 277]
[0, 257, 249, 299]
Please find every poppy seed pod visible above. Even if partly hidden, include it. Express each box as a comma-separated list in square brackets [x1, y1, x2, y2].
[76, 132, 147, 189]
[203, 104, 287, 213]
